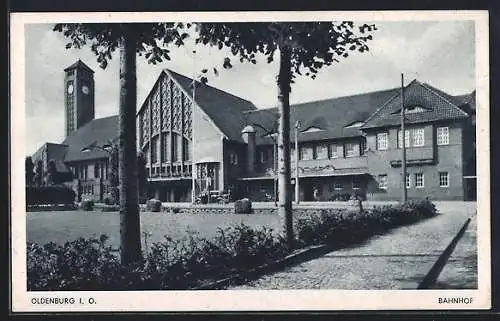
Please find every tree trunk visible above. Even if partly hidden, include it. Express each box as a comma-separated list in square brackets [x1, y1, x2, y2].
[118, 25, 142, 265]
[277, 46, 293, 249]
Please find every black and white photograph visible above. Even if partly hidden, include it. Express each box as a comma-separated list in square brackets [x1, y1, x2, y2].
[10, 11, 490, 311]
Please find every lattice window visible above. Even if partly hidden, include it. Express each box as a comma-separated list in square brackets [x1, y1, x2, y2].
[162, 78, 171, 131]
[172, 86, 182, 132]
[151, 89, 161, 134]
[183, 97, 193, 139]
[142, 106, 150, 145]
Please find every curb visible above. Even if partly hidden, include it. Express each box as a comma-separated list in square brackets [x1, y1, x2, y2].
[416, 217, 472, 289]
[193, 244, 331, 290]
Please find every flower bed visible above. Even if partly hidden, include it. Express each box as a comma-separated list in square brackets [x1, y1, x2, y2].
[27, 200, 437, 291]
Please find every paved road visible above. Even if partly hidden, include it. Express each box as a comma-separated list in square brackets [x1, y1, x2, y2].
[231, 202, 477, 290]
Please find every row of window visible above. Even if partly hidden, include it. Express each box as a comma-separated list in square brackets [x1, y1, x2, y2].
[71, 161, 108, 180]
[258, 142, 363, 163]
[376, 127, 450, 150]
[82, 185, 95, 194]
[149, 164, 192, 177]
[149, 134, 191, 164]
[377, 172, 450, 189]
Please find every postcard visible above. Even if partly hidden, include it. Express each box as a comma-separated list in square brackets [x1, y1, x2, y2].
[10, 10, 490, 312]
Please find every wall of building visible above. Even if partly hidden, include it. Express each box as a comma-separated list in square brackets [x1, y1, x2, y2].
[365, 122, 465, 200]
[193, 103, 225, 190]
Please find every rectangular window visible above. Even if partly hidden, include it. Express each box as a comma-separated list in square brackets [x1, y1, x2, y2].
[437, 127, 449, 145]
[412, 128, 425, 147]
[345, 143, 358, 157]
[360, 139, 366, 155]
[376, 133, 388, 150]
[94, 163, 100, 179]
[398, 129, 411, 148]
[161, 134, 169, 162]
[229, 151, 238, 165]
[439, 172, 449, 187]
[183, 138, 190, 161]
[415, 173, 424, 188]
[378, 174, 388, 189]
[315, 143, 329, 159]
[172, 134, 178, 162]
[151, 137, 158, 163]
[260, 149, 269, 163]
[334, 183, 343, 190]
[405, 173, 411, 188]
[329, 144, 343, 158]
[299, 146, 313, 160]
[104, 160, 108, 180]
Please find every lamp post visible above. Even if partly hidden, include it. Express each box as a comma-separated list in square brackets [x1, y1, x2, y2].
[295, 120, 301, 204]
[400, 73, 408, 203]
[191, 50, 197, 204]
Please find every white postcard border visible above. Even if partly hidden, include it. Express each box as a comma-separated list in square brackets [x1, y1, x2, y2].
[10, 10, 491, 312]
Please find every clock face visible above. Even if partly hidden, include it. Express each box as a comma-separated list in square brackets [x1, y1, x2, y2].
[82, 85, 89, 95]
[67, 84, 74, 94]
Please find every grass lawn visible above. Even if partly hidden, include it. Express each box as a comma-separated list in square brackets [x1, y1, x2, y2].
[26, 201, 476, 253]
[27, 210, 285, 251]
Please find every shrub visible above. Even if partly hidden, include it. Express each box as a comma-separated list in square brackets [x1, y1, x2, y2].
[171, 207, 181, 214]
[80, 200, 94, 211]
[234, 198, 252, 214]
[100, 204, 119, 212]
[26, 185, 76, 206]
[146, 199, 162, 212]
[27, 223, 289, 291]
[103, 196, 116, 205]
[295, 200, 438, 247]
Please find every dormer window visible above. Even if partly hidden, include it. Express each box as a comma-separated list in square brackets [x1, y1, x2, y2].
[344, 121, 364, 129]
[301, 126, 323, 133]
[392, 105, 430, 115]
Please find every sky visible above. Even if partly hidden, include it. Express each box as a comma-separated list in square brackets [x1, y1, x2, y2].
[24, 20, 475, 155]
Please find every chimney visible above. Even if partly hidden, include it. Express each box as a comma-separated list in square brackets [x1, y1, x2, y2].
[241, 125, 256, 175]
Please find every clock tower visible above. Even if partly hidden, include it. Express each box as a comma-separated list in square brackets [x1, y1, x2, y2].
[64, 59, 95, 137]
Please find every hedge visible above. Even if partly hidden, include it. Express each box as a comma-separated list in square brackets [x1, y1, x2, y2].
[26, 185, 76, 206]
[295, 199, 437, 246]
[27, 224, 287, 291]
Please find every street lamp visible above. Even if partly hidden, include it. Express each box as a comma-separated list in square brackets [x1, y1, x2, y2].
[295, 120, 301, 204]
[249, 122, 278, 206]
[191, 50, 197, 205]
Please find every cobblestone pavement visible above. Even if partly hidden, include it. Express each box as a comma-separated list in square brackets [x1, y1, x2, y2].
[433, 211, 478, 289]
[231, 202, 477, 290]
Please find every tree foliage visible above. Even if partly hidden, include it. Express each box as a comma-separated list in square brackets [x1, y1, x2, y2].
[34, 160, 44, 187]
[25, 157, 35, 186]
[195, 22, 377, 83]
[53, 23, 190, 69]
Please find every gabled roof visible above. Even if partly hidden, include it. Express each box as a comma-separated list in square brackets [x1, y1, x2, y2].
[455, 90, 476, 113]
[165, 69, 258, 143]
[64, 59, 95, 74]
[361, 80, 469, 130]
[246, 87, 400, 145]
[62, 115, 118, 162]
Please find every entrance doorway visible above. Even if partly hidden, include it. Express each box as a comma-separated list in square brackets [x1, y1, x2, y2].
[464, 176, 477, 201]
